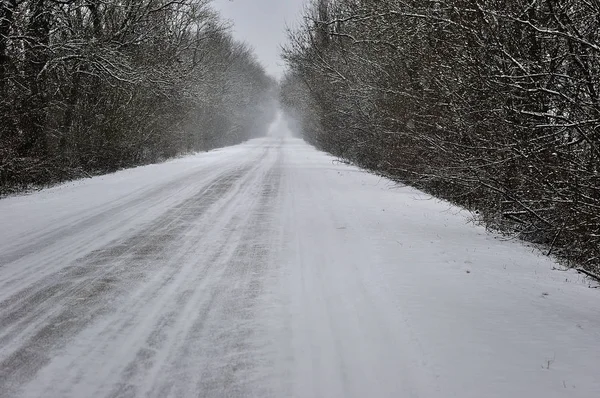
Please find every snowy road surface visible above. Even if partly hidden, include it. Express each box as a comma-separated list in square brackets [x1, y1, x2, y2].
[1, 134, 599, 398]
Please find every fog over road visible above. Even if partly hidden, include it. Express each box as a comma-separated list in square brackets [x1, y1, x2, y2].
[0, 122, 599, 398]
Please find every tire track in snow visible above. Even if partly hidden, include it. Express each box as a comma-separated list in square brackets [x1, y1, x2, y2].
[0, 146, 270, 302]
[0, 162, 229, 266]
[0, 150, 272, 397]
[107, 144, 284, 398]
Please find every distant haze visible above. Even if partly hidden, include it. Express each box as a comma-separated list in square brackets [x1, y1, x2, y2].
[266, 111, 295, 138]
[212, 0, 306, 79]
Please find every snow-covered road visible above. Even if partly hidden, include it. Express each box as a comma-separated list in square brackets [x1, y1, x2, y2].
[0, 133, 599, 397]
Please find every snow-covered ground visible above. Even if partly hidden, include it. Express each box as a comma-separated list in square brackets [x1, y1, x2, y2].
[0, 128, 598, 397]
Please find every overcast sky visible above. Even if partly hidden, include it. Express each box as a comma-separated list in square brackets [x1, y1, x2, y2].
[212, 0, 307, 80]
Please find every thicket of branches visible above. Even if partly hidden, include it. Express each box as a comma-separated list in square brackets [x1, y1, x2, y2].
[281, 0, 600, 274]
[0, 0, 276, 194]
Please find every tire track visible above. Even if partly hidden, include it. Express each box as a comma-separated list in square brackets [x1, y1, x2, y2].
[0, 160, 260, 396]
[106, 146, 284, 398]
[0, 146, 271, 301]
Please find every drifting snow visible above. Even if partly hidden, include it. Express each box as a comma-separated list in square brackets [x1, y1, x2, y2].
[0, 129, 598, 397]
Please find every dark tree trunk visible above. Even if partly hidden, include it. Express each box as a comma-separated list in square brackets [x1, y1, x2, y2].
[20, 0, 51, 155]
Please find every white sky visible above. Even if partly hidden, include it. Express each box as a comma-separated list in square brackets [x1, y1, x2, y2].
[211, 0, 307, 80]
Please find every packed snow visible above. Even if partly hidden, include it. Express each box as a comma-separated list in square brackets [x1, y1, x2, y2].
[0, 121, 598, 397]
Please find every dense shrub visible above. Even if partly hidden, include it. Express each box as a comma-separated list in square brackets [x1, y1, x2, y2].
[281, 0, 600, 275]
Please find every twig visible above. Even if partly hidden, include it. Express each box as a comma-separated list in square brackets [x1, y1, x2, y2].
[576, 268, 600, 283]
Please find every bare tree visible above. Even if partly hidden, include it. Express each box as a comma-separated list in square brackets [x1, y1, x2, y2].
[281, 0, 600, 275]
[1, 0, 277, 194]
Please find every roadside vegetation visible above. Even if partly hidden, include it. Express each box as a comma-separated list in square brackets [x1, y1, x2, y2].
[280, 0, 600, 276]
[0, 0, 276, 195]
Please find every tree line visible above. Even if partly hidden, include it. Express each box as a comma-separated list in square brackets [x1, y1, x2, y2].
[0, 0, 276, 194]
[281, 0, 600, 275]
